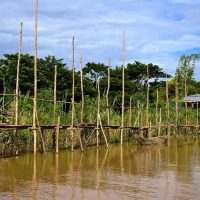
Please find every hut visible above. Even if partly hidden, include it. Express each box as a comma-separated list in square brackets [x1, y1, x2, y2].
[183, 94, 200, 108]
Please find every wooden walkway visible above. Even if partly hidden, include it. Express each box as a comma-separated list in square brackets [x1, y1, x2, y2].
[0, 123, 199, 131]
[0, 123, 148, 131]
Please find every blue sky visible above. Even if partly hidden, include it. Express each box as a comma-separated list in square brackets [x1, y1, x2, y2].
[0, 0, 200, 78]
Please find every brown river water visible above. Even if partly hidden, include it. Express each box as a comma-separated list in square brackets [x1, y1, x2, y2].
[1, 139, 200, 200]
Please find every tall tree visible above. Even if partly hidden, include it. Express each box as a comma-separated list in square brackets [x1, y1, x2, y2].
[177, 54, 200, 97]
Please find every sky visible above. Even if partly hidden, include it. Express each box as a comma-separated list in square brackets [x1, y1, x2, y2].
[0, 0, 200, 78]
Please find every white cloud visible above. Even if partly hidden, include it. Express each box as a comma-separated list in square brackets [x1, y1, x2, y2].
[0, 0, 200, 78]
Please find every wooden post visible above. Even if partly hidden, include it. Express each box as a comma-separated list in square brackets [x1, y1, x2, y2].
[96, 80, 100, 148]
[96, 79, 108, 147]
[36, 111, 46, 156]
[2, 76, 5, 112]
[129, 97, 132, 127]
[197, 102, 199, 127]
[158, 108, 162, 136]
[106, 58, 111, 125]
[15, 22, 23, 126]
[99, 115, 109, 148]
[156, 89, 159, 127]
[80, 52, 84, 124]
[175, 68, 179, 126]
[121, 31, 125, 145]
[71, 36, 75, 151]
[184, 64, 188, 125]
[52, 65, 57, 149]
[53, 65, 57, 123]
[166, 67, 169, 125]
[41, 129, 46, 156]
[56, 116, 60, 154]
[146, 64, 149, 128]
[33, 0, 38, 156]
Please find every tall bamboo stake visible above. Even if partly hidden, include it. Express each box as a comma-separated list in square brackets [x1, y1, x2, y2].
[197, 102, 199, 126]
[2, 76, 5, 111]
[156, 89, 159, 127]
[106, 58, 111, 125]
[71, 36, 75, 151]
[96, 80, 100, 148]
[184, 64, 188, 125]
[71, 36, 75, 127]
[129, 97, 132, 127]
[80, 52, 84, 124]
[121, 31, 125, 145]
[15, 22, 23, 126]
[96, 80, 108, 147]
[52, 65, 57, 149]
[175, 67, 179, 126]
[146, 65, 149, 127]
[56, 116, 60, 154]
[158, 108, 162, 136]
[33, 0, 38, 156]
[166, 67, 169, 124]
[53, 65, 57, 123]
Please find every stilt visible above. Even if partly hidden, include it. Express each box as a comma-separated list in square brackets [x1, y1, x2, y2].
[33, 0, 38, 156]
[71, 36, 75, 152]
[121, 31, 126, 145]
[15, 22, 23, 127]
[96, 80, 100, 148]
[56, 116, 60, 154]
[52, 65, 57, 149]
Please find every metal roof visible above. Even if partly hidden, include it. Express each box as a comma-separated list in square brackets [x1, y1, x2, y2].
[183, 94, 200, 102]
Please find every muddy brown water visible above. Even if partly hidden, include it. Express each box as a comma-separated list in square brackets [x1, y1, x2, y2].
[1, 139, 200, 200]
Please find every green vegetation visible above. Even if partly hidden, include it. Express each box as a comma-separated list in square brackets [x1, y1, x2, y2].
[0, 53, 200, 156]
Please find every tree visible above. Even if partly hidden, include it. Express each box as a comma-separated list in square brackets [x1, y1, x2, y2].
[83, 62, 107, 83]
[176, 54, 200, 97]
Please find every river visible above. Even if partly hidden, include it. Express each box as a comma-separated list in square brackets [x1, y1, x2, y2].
[1, 139, 200, 199]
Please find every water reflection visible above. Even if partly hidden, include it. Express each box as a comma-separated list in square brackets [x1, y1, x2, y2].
[1, 139, 200, 199]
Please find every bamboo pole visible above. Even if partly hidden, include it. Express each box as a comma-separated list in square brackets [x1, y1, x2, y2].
[53, 65, 57, 123]
[99, 115, 109, 148]
[106, 58, 111, 125]
[2, 76, 5, 111]
[36, 110, 46, 156]
[71, 36, 75, 151]
[15, 22, 23, 126]
[33, 0, 38, 156]
[129, 97, 132, 127]
[166, 67, 169, 124]
[71, 36, 75, 127]
[156, 89, 159, 127]
[146, 65, 149, 128]
[121, 31, 125, 145]
[197, 101, 199, 126]
[96, 80, 100, 148]
[77, 128, 84, 152]
[56, 116, 60, 154]
[175, 67, 179, 126]
[80, 52, 84, 124]
[184, 64, 188, 125]
[52, 65, 57, 149]
[158, 108, 162, 136]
